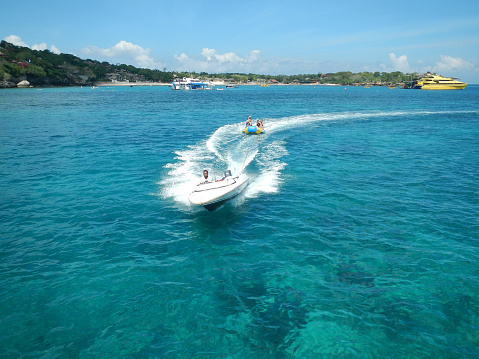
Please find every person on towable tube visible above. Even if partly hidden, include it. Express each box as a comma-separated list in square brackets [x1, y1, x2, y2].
[256, 119, 264, 130]
[245, 115, 253, 128]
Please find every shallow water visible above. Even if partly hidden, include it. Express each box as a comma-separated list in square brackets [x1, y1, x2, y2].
[1, 85, 478, 358]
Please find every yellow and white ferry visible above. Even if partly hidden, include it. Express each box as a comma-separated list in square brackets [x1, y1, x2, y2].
[404, 72, 467, 90]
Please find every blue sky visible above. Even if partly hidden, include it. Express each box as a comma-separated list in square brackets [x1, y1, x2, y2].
[3, 0, 479, 82]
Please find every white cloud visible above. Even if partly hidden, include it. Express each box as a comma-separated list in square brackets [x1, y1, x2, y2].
[201, 48, 216, 61]
[248, 50, 261, 63]
[81, 41, 164, 69]
[3, 35, 61, 54]
[430, 55, 473, 73]
[50, 45, 61, 55]
[388, 53, 410, 72]
[32, 42, 47, 51]
[201, 48, 242, 64]
[4, 35, 28, 47]
[31, 43, 61, 54]
[381, 53, 474, 76]
[174, 48, 269, 73]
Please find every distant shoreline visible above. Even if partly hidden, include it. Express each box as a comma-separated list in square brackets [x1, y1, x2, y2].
[94, 81, 344, 87]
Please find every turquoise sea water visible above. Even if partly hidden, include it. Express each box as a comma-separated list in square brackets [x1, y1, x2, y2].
[0, 84, 478, 358]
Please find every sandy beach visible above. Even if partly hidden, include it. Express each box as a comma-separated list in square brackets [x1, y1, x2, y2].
[94, 81, 171, 87]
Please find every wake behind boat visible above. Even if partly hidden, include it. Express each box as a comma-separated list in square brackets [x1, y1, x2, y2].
[188, 170, 249, 211]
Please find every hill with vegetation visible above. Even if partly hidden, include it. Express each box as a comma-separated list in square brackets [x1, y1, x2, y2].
[1, 40, 413, 88]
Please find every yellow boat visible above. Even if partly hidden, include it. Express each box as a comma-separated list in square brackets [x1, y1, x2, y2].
[415, 72, 467, 90]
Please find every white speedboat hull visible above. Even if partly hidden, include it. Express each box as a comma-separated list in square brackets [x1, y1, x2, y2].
[188, 174, 248, 211]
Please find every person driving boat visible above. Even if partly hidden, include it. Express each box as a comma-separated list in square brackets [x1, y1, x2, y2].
[201, 169, 211, 184]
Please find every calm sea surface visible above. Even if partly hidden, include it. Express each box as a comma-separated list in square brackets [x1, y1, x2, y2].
[0, 84, 478, 358]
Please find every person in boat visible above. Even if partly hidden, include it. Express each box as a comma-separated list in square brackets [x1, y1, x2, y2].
[201, 169, 211, 184]
[245, 115, 253, 127]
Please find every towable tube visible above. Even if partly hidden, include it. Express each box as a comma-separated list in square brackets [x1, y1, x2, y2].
[243, 126, 264, 134]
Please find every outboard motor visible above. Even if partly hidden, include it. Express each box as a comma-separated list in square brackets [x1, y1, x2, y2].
[224, 170, 232, 178]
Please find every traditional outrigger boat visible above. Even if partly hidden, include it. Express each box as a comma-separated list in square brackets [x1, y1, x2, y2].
[188, 170, 249, 211]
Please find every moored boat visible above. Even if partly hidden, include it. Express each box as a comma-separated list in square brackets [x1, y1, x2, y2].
[171, 77, 212, 90]
[402, 72, 467, 90]
[188, 171, 249, 211]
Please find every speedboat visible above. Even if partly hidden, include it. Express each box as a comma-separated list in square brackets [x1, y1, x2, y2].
[188, 170, 249, 211]
[243, 126, 264, 134]
[171, 77, 212, 90]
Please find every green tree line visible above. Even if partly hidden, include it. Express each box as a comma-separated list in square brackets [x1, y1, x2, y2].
[0, 41, 174, 87]
[1, 41, 414, 88]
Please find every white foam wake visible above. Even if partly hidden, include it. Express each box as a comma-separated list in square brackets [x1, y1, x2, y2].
[244, 140, 288, 198]
[159, 123, 258, 207]
[159, 109, 471, 208]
